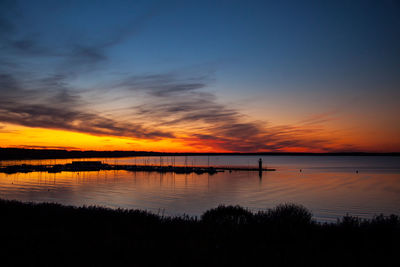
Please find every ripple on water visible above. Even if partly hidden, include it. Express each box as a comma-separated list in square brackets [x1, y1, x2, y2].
[1, 156, 400, 221]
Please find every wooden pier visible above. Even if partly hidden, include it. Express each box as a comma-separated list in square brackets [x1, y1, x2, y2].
[0, 161, 276, 175]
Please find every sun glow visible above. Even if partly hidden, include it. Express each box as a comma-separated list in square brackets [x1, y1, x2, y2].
[0, 123, 211, 152]
[1, 120, 399, 153]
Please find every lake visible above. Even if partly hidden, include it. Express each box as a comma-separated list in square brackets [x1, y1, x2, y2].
[1, 155, 399, 222]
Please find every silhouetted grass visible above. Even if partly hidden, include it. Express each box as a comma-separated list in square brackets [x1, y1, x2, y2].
[0, 199, 398, 266]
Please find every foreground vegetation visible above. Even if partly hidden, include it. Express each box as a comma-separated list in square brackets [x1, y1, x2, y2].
[0, 199, 398, 266]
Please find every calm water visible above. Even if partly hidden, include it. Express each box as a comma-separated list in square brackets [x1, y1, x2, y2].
[1, 156, 399, 222]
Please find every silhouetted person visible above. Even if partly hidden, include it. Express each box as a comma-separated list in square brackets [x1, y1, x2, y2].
[258, 158, 262, 171]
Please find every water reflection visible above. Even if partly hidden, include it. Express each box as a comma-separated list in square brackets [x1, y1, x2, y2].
[0, 156, 399, 222]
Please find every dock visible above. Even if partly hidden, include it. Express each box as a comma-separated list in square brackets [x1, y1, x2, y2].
[0, 161, 276, 175]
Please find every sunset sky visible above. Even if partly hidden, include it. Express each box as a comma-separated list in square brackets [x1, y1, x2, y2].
[1, 0, 399, 152]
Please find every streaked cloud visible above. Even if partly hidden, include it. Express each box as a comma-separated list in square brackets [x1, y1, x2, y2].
[1, 0, 396, 152]
[0, 73, 173, 139]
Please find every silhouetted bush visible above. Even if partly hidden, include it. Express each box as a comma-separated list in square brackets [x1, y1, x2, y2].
[0, 199, 398, 267]
[201, 205, 254, 225]
[338, 214, 362, 228]
[369, 214, 399, 227]
[255, 203, 313, 227]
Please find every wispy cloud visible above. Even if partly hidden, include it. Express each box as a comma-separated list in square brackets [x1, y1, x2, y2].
[0, 73, 173, 139]
[7, 145, 79, 150]
[0, 63, 352, 152]
[0, 2, 353, 152]
[0, 0, 161, 73]
[111, 73, 351, 152]
[0, 2, 174, 140]
[116, 73, 209, 97]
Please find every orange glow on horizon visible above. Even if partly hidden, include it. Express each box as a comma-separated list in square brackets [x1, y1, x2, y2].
[1, 122, 399, 153]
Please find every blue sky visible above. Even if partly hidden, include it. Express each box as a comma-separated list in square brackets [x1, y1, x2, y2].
[1, 0, 399, 152]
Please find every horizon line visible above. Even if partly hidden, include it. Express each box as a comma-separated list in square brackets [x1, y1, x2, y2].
[1, 147, 399, 156]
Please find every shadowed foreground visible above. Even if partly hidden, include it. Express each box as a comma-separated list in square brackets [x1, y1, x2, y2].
[0, 200, 398, 266]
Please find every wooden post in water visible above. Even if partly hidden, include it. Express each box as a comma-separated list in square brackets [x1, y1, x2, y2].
[258, 158, 262, 171]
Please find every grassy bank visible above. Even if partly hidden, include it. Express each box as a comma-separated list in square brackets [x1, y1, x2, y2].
[0, 199, 398, 266]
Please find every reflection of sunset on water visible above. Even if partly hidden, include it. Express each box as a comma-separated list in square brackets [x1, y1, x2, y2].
[1, 156, 399, 222]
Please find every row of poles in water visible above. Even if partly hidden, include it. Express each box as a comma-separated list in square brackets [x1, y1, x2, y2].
[2, 156, 265, 170]
[137, 156, 213, 168]
[130, 156, 264, 169]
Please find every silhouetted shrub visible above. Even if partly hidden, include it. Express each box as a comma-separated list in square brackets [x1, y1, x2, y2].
[256, 203, 313, 227]
[369, 214, 400, 227]
[201, 205, 254, 225]
[338, 214, 362, 228]
[0, 199, 399, 267]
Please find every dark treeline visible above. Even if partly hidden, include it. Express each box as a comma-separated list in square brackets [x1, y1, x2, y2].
[0, 148, 153, 160]
[1, 148, 399, 160]
[0, 199, 398, 266]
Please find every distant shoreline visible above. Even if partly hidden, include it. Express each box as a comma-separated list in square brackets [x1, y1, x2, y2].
[1, 147, 399, 160]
